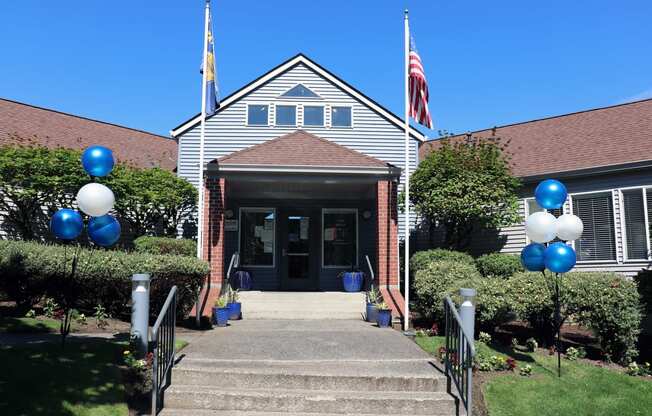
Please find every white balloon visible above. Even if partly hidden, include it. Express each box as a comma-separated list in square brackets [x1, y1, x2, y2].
[556, 214, 584, 241]
[525, 211, 557, 243]
[76, 183, 115, 217]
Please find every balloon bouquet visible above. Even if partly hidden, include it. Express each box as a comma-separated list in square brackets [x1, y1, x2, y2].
[48, 145, 121, 346]
[520, 179, 584, 377]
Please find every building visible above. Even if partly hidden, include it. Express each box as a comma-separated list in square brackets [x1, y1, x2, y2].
[172, 54, 426, 318]
[419, 98, 652, 276]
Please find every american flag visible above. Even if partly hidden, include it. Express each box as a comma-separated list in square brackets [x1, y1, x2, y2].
[408, 37, 433, 129]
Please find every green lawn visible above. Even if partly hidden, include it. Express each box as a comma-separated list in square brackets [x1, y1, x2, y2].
[415, 335, 652, 416]
[0, 316, 61, 333]
[0, 340, 128, 416]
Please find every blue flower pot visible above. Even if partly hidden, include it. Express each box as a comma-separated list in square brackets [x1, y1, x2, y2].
[227, 302, 242, 320]
[366, 302, 378, 323]
[212, 307, 229, 327]
[376, 309, 392, 328]
[342, 271, 364, 292]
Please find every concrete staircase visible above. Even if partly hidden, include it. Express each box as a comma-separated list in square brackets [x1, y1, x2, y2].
[160, 358, 456, 415]
[236, 291, 366, 320]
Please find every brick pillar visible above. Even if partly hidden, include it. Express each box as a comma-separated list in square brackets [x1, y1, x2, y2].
[196, 176, 226, 317]
[376, 179, 404, 319]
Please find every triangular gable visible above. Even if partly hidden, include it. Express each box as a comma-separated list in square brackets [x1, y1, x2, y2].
[280, 84, 321, 98]
[171, 53, 427, 142]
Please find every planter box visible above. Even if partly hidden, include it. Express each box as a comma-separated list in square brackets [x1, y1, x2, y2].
[227, 302, 242, 320]
[376, 309, 392, 328]
[212, 307, 229, 327]
[342, 272, 364, 292]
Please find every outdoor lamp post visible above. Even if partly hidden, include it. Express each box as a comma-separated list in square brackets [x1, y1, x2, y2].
[131, 273, 151, 355]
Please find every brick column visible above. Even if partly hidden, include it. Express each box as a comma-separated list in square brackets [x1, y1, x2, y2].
[196, 176, 226, 317]
[376, 179, 404, 320]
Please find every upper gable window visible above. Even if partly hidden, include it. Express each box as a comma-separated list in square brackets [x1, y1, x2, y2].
[281, 84, 320, 98]
[276, 105, 296, 126]
[247, 104, 268, 125]
[304, 106, 324, 126]
[332, 106, 352, 127]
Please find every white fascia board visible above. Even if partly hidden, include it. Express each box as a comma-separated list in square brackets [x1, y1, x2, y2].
[212, 163, 401, 176]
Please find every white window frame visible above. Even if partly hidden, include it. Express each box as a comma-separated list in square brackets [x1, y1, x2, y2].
[239, 207, 276, 268]
[321, 208, 359, 269]
[330, 105, 354, 128]
[245, 103, 270, 127]
[302, 104, 326, 127]
[618, 186, 652, 261]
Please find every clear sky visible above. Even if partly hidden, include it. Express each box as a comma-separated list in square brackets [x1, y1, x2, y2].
[1, 1, 651, 138]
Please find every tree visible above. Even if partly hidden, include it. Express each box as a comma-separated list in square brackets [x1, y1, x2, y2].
[103, 166, 197, 237]
[410, 135, 521, 251]
[0, 143, 86, 240]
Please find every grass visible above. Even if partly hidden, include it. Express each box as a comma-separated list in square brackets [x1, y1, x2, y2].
[0, 316, 61, 333]
[415, 335, 652, 416]
[0, 340, 128, 416]
[175, 338, 189, 352]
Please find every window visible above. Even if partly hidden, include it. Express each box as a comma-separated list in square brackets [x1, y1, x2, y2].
[240, 208, 275, 267]
[247, 104, 268, 125]
[623, 189, 649, 259]
[322, 209, 357, 267]
[275, 105, 296, 126]
[572, 193, 616, 261]
[303, 106, 324, 126]
[332, 106, 352, 127]
[526, 199, 563, 218]
[281, 84, 320, 98]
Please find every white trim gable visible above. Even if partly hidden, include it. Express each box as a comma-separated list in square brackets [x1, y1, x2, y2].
[170, 54, 427, 141]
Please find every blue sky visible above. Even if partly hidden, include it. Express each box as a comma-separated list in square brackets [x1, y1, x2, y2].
[1, 1, 651, 137]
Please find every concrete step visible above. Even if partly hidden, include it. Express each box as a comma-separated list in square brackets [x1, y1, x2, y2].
[243, 311, 364, 320]
[164, 385, 457, 415]
[237, 291, 365, 320]
[160, 410, 419, 416]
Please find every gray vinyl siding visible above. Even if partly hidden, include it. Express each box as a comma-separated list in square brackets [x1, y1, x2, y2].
[176, 63, 420, 238]
[484, 169, 652, 277]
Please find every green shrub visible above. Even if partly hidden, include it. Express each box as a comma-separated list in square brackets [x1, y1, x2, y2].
[133, 236, 196, 257]
[451, 276, 514, 332]
[410, 249, 474, 276]
[413, 260, 480, 321]
[0, 240, 209, 318]
[634, 268, 652, 314]
[507, 272, 555, 343]
[475, 253, 523, 278]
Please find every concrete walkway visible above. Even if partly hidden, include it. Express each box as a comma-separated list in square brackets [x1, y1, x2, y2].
[163, 320, 457, 415]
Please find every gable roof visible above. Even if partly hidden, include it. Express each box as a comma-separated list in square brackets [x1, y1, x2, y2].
[171, 53, 427, 142]
[419, 98, 652, 180]
[211, 130, 399, 175]
[0, 98, 177, 170]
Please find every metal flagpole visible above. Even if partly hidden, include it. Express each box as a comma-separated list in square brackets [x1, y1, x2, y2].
[195, 0, 210, 325]
[403, 9, 411, 332]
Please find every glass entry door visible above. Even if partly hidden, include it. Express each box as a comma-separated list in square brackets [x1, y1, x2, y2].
[281, 209, 317, 290]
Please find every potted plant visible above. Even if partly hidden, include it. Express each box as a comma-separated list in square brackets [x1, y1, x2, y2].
[365, 285, 379, 323]
[212, 296, 229, 327]
[226, 285, 242, 320]
[376, 301, 392, 328]
[341, 267, 365, 292]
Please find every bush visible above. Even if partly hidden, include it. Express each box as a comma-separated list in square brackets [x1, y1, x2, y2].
[413, 260, 480, 321]
[134, 236, 196, 257]
[0, 240, 209, 318]
[508, 271, 641, 364]
[451, 276, 514, 332]
[475, 253, 523, 278]
[410, 249, 474, 276]
[634, 268, 652, 314]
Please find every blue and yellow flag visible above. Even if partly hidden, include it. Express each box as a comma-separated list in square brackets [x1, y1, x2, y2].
[201, 8, 219, 115]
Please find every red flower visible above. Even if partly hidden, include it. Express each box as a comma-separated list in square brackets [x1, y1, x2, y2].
[430, 323, 439, 336]
[506, 357, 517, 371]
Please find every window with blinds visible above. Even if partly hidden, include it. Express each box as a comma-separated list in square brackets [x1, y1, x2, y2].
[622, 189, 648, 259]
[572, 193, 616, 261]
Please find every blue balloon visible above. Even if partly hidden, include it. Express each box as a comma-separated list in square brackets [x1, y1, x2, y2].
[50, 209, 84, 240]
[88, 215, 121, 247]
[535, 179, 567, 210]
[521, 243, 546, 272]
[544, 242, 576, 273]
[82, 145, 115, 177]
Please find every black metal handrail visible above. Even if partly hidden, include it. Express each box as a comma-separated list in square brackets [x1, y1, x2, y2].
[444, 296, 476, 415]
[150, 285, 178, 415]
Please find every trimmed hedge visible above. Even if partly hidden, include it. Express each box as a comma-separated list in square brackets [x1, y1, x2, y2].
[133, 236, 196, 257]
[0, 240, 209, 318]
[410, 249, 474, 276]
[475, 252, 524, 279]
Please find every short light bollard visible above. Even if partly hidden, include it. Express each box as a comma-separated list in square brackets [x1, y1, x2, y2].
[459, 288, 477, 338]
[131, 273, 150, 355]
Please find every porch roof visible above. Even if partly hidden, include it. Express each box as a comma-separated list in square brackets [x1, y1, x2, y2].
[208, 130, 401, 176]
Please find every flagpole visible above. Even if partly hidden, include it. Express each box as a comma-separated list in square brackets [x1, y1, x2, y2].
[403, 9, 411, 332]
[195, 0, 210, 324]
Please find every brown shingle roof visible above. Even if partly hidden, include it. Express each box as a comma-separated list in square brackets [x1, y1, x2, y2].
[215, 130, 392, 168]
[0, 98, 177, 170]
[419, 98, 652, 178]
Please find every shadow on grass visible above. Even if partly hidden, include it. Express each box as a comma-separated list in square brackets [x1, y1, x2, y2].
[0, 337, 128, 416]
[0, 317, 57, 334]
